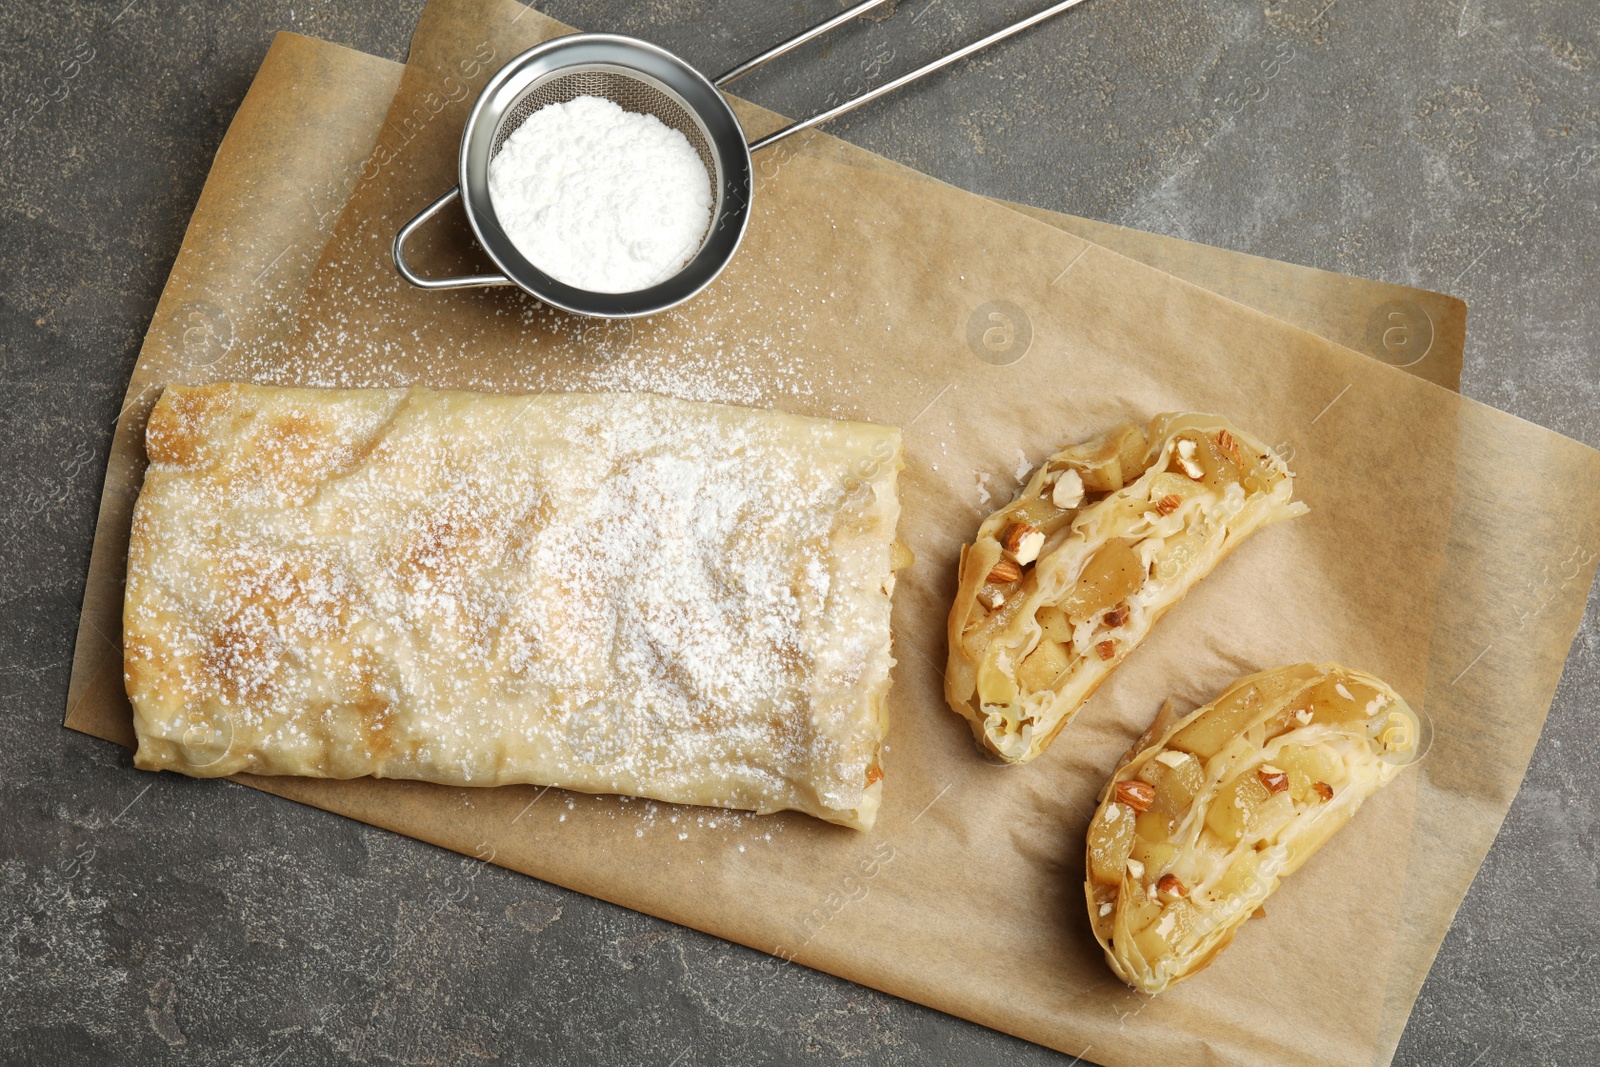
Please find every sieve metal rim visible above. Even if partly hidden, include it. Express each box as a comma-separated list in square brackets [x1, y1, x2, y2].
[452, 34, 753, 318]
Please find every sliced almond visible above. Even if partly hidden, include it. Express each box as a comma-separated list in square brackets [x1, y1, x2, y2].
[1154, 493, 1184, 516]
[987, 558, 1023, 584]
[978, 587, 1006, 611]
[1156, 873, 1187, 902]
[1114, 780, 1155, 813]
[1103, 604, 1130, 628]
[1313, 781, 1334, 803]
[1125, 858, 1145, 880]
[1095, 639, 1116, 661]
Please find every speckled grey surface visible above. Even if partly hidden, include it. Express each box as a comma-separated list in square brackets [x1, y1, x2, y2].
[3, 1, 1596, 1064]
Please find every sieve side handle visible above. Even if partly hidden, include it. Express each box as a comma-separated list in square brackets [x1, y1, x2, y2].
[393, 187, 516, 291]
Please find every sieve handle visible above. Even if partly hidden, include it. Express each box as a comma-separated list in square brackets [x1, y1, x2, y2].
[714, 0, 895, 87]
[747, 0, 1093, 153]
[393, 187, 517, 291]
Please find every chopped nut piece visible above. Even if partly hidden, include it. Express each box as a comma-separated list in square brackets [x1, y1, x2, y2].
[1216, 429, 1244, 467]
[1251, 905, 1267, 920]
[1154, 750, 1193, 769]
[1175, 438, 1204, 480]
[1051, 468, 1085, 510]
[1001, 521, 1046, 565]
[1095, 639, 1117, 660]
[1155, 493, 1183, 516]
[1114, 780, 1156, 813]
[1001, 520, 1036, 554]
[1125, 858, 1146, 880]
[978, 587, 1006, 611]
[1256, 765, 1290, 793]
[1313, 781, 1335, 803]
[1099, 902, 1114, 917]
[1156, 874, 1187, 901]
[987, 559, 1023, 584]
[1103, 605, 1130, 628]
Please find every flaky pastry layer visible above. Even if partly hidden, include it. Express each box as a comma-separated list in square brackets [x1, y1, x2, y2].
[125, 383, 904, 829]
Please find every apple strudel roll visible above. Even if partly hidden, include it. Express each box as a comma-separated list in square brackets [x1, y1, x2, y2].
[946, 414, 1307, 763]
[124, 383, 905, 829]
[1085, 663, 1423, 993]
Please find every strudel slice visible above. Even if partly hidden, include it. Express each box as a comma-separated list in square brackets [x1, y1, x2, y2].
[946, 414, 1306, 763]
[1085, 663, 1423, 993]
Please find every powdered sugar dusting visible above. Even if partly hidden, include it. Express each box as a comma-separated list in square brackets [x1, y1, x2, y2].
[125, 384, 900, 829]
[487, 95, 713, 293]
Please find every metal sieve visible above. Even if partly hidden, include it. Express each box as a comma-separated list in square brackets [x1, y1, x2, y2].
[394, 0, 1092, 319]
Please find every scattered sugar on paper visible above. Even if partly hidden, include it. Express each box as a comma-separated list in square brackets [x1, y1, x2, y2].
[237, 265, 864, 418]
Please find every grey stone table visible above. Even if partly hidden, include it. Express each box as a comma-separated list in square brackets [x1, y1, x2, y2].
[3, 1, 1595, 1064]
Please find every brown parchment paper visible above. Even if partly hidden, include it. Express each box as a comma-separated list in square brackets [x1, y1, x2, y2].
[999, 205, 1465, 393]
[829, 153, 1466, 393]
[64, 7, 1599, 1067]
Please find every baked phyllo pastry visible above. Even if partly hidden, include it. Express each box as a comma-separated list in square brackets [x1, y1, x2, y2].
[1085, 663, 1423, 994]
[124, 383, 905, 830]
[945, 414, 1306, 763]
